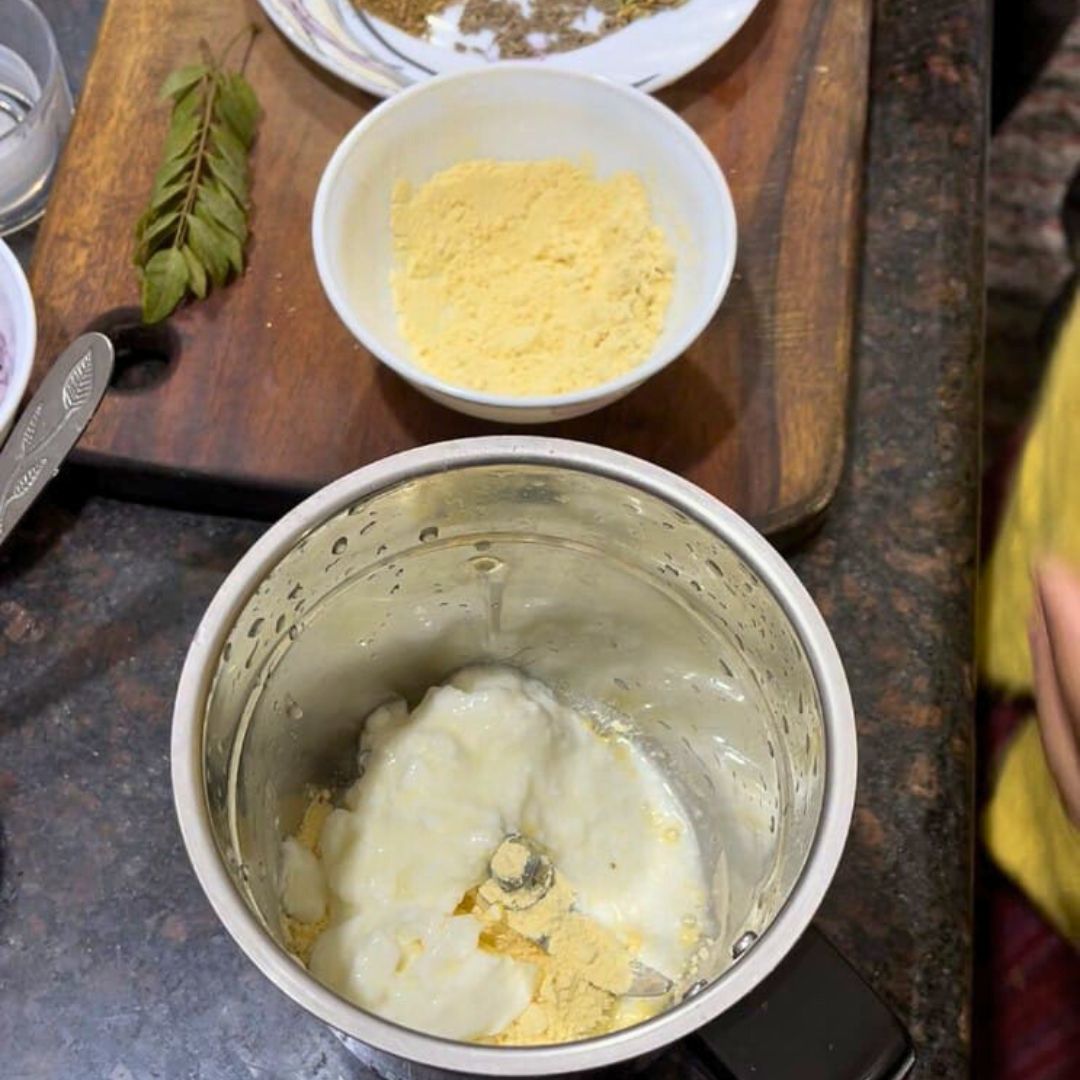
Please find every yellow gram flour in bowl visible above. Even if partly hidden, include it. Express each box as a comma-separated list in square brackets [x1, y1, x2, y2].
[389, 159, 675, 397]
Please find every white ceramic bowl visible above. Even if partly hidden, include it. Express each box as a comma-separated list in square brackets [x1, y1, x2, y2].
[312, 65, 737, 424]
[0, 239, 36, 444]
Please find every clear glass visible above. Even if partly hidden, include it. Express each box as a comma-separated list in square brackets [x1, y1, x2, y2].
[0, 0, 73, 235]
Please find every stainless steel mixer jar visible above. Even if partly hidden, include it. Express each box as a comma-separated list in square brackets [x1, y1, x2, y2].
[172, 438, 907, 1078]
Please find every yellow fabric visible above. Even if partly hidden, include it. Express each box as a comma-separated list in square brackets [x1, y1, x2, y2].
[984, 717, 1080, 941]
[978, 292, 1080, 944]
[978, 295, 1080, 690]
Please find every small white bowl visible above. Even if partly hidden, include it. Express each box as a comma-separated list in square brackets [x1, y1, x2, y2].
[0, 239, 36, 444]
[312, 64, 736, 424]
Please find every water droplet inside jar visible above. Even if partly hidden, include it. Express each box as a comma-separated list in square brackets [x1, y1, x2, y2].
[469, 555, 507, 645]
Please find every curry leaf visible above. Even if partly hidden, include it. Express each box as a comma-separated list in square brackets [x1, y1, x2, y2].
[159, 64, 208, 102]
[207, 152, 247, 206]
[162, 110, 199, 163]
[197, 182, 246, 240]
[182, 245, 208, 299]
[216, 72, 259, 147]
[210, 122, 246, 175]
[137, 209, 181, 256]
[219, 222, 244, 274]
[132, 29, 259, 323]
[151, 154, 192, 192]
[187, 212, 230, 288]
[141, 248, 189, 324]
[149, 178, 188, 213]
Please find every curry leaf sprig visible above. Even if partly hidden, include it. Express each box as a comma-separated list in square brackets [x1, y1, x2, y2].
[133, 30, 260, 323]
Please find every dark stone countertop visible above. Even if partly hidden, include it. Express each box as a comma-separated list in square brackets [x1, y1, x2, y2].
[0, 1, 985, 1077]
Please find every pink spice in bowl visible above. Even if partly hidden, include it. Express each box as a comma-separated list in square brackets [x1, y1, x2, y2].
[0, 238, 36, 445]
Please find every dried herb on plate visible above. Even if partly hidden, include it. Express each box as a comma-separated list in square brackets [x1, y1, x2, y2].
[133, 29, 260, 323]
[354, 0, 687, 59]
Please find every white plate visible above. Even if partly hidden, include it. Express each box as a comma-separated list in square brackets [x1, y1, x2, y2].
[258, 0, 760, 98]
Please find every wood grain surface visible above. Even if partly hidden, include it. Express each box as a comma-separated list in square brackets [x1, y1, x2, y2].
[28, 0, 869, 534]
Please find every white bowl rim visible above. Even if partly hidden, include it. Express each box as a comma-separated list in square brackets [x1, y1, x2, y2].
[311, 63, 738, 412]
[0, 238, 37, 435]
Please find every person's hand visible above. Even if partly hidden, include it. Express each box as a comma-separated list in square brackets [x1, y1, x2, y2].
[1030, 558, 1080, 826]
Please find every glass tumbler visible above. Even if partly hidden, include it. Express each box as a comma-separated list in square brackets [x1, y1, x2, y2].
[0, 0, 73, 235]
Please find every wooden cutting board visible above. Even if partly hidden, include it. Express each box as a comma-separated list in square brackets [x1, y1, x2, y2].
[29, 0, 869, 535]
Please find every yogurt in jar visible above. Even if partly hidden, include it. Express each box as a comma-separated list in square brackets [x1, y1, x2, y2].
[280, 665, 709, 1042]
